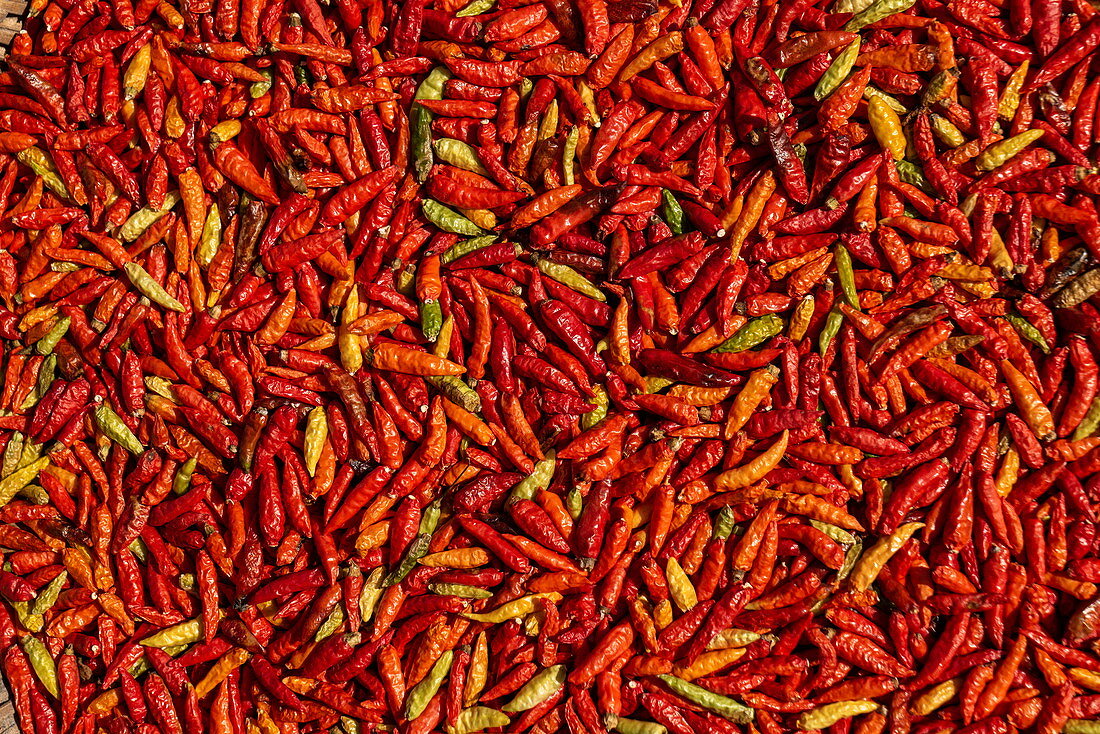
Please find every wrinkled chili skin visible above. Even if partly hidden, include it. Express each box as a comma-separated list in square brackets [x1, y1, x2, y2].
[0, 0, 1097, 733]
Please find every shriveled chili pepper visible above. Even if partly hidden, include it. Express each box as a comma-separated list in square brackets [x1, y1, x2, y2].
[0, 1, 1093, 733]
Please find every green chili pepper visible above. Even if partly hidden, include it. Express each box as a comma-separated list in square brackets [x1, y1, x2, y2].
[140, 617, 205, 647]
[503, 665, 566, 712]
[178, 573, 196, 590]
[36, 354, 56, 399]
[35, 316, 69, 356]
[427, 375, 482, 413]
[196, 203, 222, 267]
[293, 63, 312, 87]
[94, 404, 145, 455]
[30, 571, 66, 617]
[713, 314, 784, 353]
[707, 628, 762, 650]
[895, 160, 930, 191]
[409, 69, 449, 183]
[420, 501, 442, 535]
[843, 0, 916, 30]
[16, 148, 69, 199]
[1066, 720, 1100, 734]
[429, 582, 493, 599]
[2, 433, 22, 478]
[124, 262, 186, 312]
[837, 538, 864, 582]
[455, 0, 494, 15]
[1005, 314, 1050, 353]
[405, 649, 454, 719]
[615, 718, 669, 734]
[314, 607, 344, 642]
[713, 506, 735, 539]
[249, 71, 272, 99]
[447, 706, 511, 734]
[658, 675, 754, 723]
[580, 385, 609, 430]
[173, 458, 197, 496]
[421, 299, 443, 343]
[1072, 395, 1100, 441]
[810, 520, 858, 546]
[411, 104, 434, 184]
[819, 307, 844, 354]
[562, 126, 579, 185]
[565, 486, 583, 520]
[835, 245, 859, 309]
[662, 190, 684, 235]
[118, 191, 182, 242]
[415, 68, 451, 102]
[422, 200, 485, 236]
[865, 86, 908, 114]
[441, 235, 497, 264]
[537, 259, 606, 302]
[385, 537, 430, 588]
[10, 602, 41, 633]
[21, 636, 59, 697]
[815, 38, 860, 101]
[0, 457, 49, 507]
[434, 138, 490, 176]
[646, 376, 674, 395]
[510, 450, 557, 502]
[128, 541, 149, 563]
[359, 568, 385, 625]
[385, 502, 442, 586]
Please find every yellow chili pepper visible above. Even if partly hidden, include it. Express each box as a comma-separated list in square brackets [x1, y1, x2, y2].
[196, 647, 251, 698]
[464, 632, 490, 707]
[716, 430, 789, 491]
[0, 456, 49, 507]
[140, 616, 205, 647]
[867, 95, 907, 160]
[929, 113, 967, 147]
[995, 447, 1020, 497]
[1001, 359, 1055, 440]
[664, 557, 698, 612]
[998, 60, 1029, 120]
[673, 646, 747, 681]
[1069, 667, 1100, 692]
[463, 592, 562, 623]
[728, 172, 775, 261]
[912, 678, 960, 715]
[724, 366, 779, 437]
[849, 522, 923, 591]
[122, 44, 152, 100]
[303, 406, 327, 476]
[975, 129, 1044, 171]
[798, 700, 880, 729]
[419, 548, 490, 568]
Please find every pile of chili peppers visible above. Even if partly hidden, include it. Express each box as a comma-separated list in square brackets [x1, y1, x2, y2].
[0, 0, 1100, 731]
